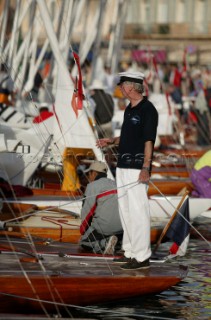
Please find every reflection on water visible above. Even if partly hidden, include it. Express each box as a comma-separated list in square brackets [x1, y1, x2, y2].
[72, 238, 211, 320]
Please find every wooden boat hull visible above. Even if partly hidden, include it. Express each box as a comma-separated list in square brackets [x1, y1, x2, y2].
[1, 206, 163, 244]
[149, 179, 193, 195]
[0, 273, 184, 312]
[0, 208, 81, 243]
[30, 179, 193, 197]
[0, 252, 188, 313]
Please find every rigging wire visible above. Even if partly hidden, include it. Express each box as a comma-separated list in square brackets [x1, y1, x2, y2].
[0, 1, 210, 318]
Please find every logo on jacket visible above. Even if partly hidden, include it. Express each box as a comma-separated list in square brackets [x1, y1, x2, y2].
[130, 115, 140, 125]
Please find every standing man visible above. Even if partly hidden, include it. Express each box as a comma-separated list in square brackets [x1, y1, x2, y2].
[96, 72, 158, 269]
[80, 161, 123, 255]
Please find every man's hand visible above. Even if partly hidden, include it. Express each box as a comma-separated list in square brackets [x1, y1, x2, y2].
[138, 169, 150, 183]
[96, 138, 111, 148]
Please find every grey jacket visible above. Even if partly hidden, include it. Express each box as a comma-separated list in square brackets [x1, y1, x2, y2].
[81, 177, 122, 235]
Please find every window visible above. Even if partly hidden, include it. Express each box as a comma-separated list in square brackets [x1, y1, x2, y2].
[157, 0, 168, 23]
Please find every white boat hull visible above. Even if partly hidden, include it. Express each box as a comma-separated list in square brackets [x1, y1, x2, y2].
[149, 196, 211, 221]
[5, 196, 211, 222]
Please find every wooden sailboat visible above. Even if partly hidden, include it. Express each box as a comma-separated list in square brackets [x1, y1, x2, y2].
[0, 252, 188, 313]
[1, 195, 209, 247]
[4, 189, 210, 221]
[0, 202, 163, 244]
[0, 235, 188, 313]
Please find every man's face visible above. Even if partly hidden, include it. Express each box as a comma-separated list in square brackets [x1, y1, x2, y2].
[119, 81, 134, 98]
[88, 170, 98, 182]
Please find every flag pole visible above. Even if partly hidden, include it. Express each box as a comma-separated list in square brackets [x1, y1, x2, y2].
[153, 190, 189, 254]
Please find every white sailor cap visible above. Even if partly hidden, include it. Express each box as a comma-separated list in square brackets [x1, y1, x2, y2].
[117, 71, 145, 85]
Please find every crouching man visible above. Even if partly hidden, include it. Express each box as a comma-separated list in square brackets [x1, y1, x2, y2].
[79, 161, 123, 255]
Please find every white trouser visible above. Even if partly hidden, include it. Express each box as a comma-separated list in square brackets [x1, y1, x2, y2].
[116, 168, 151, 262]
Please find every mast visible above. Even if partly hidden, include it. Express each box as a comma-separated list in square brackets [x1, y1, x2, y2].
[46, 0, 65, 87]
[17, 1, 36, 92]
[8, 0, 21, 77]
[106, 0, 119, 67]
[51, 0, 66, 94]
[69, 0, 86, 43]
[90, 0, 107, 83]
[71, 3, 100, 77]
[61, 0, 74, 64]
[36, 0, 73, 89]
[78, 0, 90, 59]
[2, 0, 33, 61]
[0, 0, 10, 58]
[77, 5, 100, 66]
[111, 0, 127, 74]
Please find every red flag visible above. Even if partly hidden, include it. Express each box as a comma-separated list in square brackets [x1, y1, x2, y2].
[73, 52, 84, 110]
[152, 56, 158, 74]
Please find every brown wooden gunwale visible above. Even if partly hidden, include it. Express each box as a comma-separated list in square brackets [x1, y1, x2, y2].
[24, 179, 193, 198]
